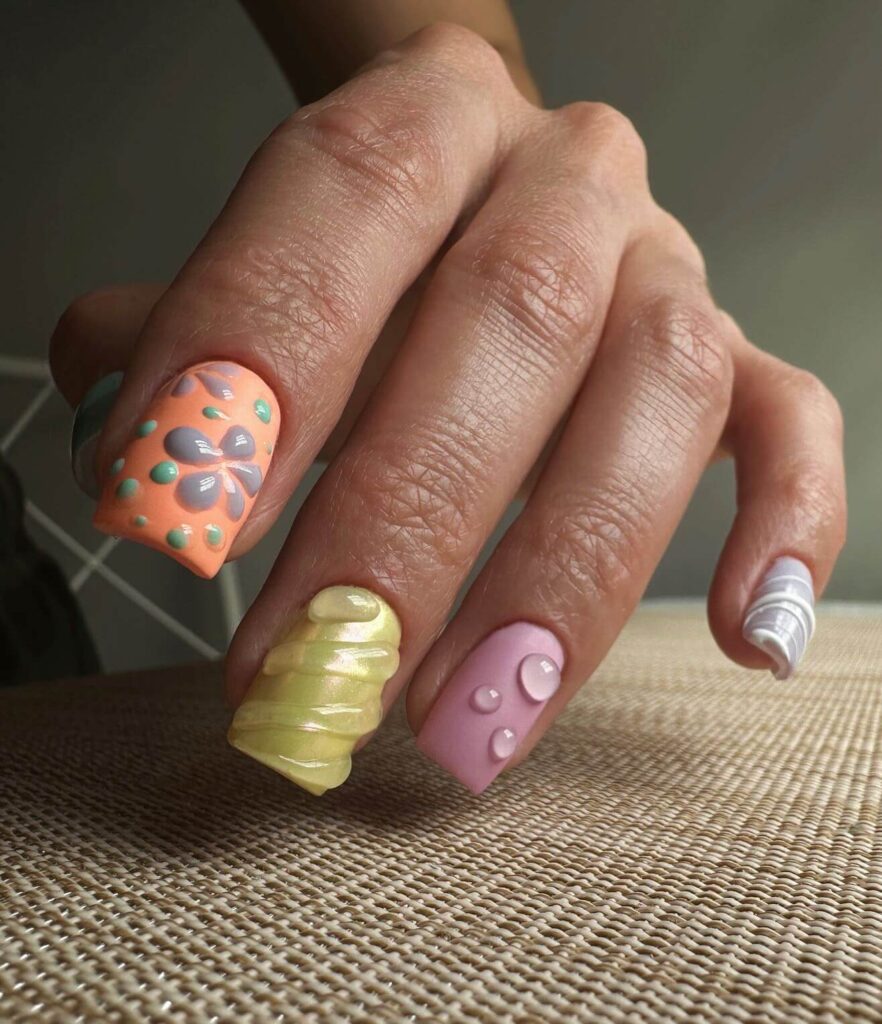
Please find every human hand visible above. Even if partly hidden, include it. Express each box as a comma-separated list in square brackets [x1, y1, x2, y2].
[52, 25, 845, 795]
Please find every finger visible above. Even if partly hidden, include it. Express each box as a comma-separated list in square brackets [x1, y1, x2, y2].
[89, 25, 529, 577]
[50, 283, 163, 406]
[410, 230, 734, 793]
[51, 284, 164, 498]
[225, 102, 647, 794]
[707, 322, 846, 678]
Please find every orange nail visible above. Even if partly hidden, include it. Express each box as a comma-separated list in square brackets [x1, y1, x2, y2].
[93, 361, 280, 578]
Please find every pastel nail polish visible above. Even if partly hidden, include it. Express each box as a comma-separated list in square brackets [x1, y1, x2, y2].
[742, 555, 815, 680]
[92, 361, 279, 578]
[228, 586, 401, 796]
[70, 371, 123, 499]
[416, 622, 565, 794]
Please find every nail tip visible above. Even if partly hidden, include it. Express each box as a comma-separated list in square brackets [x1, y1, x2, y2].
[744, 627, 798, 681]
[415, 734, 496, 794]
[93, 511, 223, 579]
[227, 730, 342, 797]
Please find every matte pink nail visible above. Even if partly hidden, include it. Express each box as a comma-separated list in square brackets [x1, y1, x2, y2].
[416, 623, 565, 794]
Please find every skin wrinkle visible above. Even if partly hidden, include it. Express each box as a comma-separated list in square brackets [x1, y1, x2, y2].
[51, 22, 846, 761]
[533, 462, 659, 612]
[339, 432, 487, 572]
[291, 105, 454, 232]
[451, 210, 609, 361]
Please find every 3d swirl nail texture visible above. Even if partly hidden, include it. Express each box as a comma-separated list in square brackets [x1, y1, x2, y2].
[228, 586, 402, 796]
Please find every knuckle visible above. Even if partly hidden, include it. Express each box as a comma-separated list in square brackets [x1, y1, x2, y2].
[529, 486, 646, 610]
[449, 220, 599, 369]
[560, 101, 647, 175]
[280, 97, 445, 220]
[341, 429, 485, 576]
[778, 460, 847, 551]
[791, 368, 844, 436]
[632, 296, 733, 412]
[412, 21, 510, 83]
[652, 210, 707, 279]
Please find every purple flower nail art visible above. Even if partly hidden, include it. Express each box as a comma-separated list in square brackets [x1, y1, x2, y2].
[170, 361, 240, 400]
[165, 425, 263, 521]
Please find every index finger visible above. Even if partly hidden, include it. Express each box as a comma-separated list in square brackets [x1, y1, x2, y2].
[90, 25, 532, 576]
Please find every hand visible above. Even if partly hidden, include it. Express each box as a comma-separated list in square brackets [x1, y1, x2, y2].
[51, 25, 846, 794]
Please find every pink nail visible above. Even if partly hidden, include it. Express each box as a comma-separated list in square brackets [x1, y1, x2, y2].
[415, 623, 565, 794]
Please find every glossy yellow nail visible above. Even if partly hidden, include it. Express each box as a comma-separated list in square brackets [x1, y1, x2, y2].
[228, 586, 401, 795]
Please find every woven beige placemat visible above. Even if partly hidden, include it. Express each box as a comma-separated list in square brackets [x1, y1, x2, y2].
[2, 605, 882, 1022]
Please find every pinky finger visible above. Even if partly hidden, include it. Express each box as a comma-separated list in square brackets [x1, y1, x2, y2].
[708, 319, 847, 679]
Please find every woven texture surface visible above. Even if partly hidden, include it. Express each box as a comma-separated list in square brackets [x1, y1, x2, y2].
[2, 605, 882, 1022]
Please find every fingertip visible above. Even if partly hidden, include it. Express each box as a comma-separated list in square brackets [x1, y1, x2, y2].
[709, 550, 818, 678]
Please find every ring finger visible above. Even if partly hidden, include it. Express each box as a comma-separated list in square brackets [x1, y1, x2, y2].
[410, 229, 734, 792]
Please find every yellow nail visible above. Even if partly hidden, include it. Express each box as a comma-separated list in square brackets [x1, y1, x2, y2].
[228, 586, 401, 795]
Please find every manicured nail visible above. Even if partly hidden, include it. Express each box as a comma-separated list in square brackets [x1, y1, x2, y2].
[742, 555, 815, 680]
[416, 622, 565, 794]
[92, 361, 279, 578]
[228, 586, 401, 796]
[71, 371, 124, 498]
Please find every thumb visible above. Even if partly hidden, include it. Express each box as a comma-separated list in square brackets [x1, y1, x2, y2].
[51, 283, 165, 496]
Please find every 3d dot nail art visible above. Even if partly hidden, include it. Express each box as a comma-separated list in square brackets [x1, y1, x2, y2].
[416, 622, 565, 794]
[92, 361, 280, 578]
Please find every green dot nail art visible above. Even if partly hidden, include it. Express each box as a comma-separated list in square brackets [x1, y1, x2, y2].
[115, 478, 139, 500]
[137, 419, 158, 437]
[150, 461, 179, 484]
[204, 523, 224, 549]
[166, 528, 189, 550]
[254, 398, 271, 424]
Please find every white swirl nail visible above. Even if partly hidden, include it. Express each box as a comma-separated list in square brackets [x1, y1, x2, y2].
[742, 556, 815, 680]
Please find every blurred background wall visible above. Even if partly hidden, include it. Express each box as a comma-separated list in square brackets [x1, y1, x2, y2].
[3, 0, 880, 672]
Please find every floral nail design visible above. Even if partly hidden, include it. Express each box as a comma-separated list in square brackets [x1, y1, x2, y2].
[161, 424, 263, 521]
[92, 360, 279, 578]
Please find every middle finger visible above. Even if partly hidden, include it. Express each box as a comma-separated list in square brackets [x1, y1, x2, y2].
[227, 103, 647, 794]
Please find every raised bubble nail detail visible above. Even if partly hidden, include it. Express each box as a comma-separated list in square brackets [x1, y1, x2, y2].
[416, 622, 565, 795]
[489, 727, 518, 761]
[519, 653, 561, 702]
[470, 686, 503, 713]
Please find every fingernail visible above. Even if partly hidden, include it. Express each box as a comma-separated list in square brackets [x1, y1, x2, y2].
[71, 371, 124, 498]
[416, 622, 565, 794]
[742, 555, 815, 680]
[92, 361, 279, 578]
[228, 586, 401, 796]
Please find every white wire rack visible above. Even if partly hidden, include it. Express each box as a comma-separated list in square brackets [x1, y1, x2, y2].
[1, 356, 240, 662]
